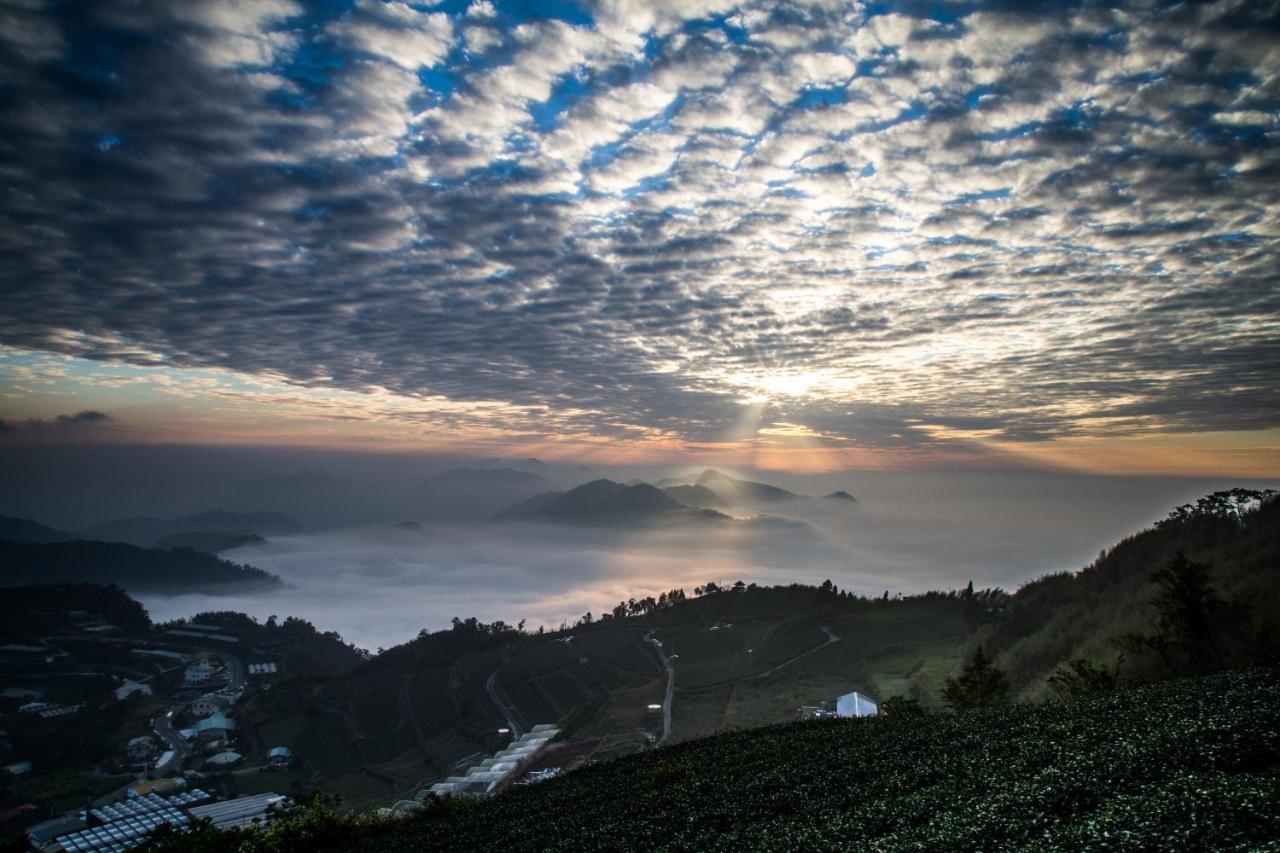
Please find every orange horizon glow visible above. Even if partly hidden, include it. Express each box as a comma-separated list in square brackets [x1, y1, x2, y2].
[3, 346, 1277, 479]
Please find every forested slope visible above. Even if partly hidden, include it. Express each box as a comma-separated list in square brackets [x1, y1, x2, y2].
[987, 490, 1279, 696]
[0, 539, 281, 593]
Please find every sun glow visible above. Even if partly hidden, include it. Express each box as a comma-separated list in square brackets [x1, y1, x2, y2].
[730, 368, 854, 403]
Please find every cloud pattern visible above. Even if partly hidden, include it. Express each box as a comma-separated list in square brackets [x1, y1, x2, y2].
[1, 0, 1278, 451]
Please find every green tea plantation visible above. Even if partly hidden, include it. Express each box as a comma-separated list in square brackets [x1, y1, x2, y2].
[149, 668, 1280, 851]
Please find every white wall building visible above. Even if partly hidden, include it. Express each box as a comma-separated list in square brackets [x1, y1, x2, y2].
[184, 663, 216, 686]
[836, 691, 879, 718]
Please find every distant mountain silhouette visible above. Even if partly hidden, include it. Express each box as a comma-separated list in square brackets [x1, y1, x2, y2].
[478, 457, 600, 488]
[495, 480, 730, 526]
[823, 490, 859, 503]
[663, 484, 727, 509]
[84, 510, 302, 547]
[0, 515, 77, 544]
[174, 510, 301, 535]
[658, 469, 804, 505]
[225, 469, 354, 528]
[152, 530, 267, 554]
[407, 467, 555, 521]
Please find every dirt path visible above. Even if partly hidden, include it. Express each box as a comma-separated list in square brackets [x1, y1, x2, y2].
[677, 625, 843, 694]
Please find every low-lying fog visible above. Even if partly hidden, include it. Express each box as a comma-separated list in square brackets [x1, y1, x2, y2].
[135, 469, 1273, 652]
[7, 444, 1272, 652]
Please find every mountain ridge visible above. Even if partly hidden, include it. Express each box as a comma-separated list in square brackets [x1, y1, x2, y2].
[495, 479, 730, 526]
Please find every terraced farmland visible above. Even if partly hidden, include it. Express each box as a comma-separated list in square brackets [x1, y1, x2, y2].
[272, 587, 982, 808]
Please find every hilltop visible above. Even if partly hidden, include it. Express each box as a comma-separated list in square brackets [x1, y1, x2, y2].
[0, 514, 79, 544]
[655, 469, 813, 507]
[494, 479, 730, 526]
[146, 667, 1280, 851]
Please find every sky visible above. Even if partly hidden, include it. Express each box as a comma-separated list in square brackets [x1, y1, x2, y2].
[1, 0, 1278, 476]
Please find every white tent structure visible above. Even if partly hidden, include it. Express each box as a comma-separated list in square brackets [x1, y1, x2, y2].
[836, 691, 879, 718]
[427, 726, 560, 798]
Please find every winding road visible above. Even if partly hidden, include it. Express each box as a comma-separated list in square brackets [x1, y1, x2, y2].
[152, 712, 191, 775]
[486, 670, 524, 738]
[643, 631, 674, 743]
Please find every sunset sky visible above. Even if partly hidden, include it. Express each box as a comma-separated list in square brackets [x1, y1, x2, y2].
[2, 0, 1277, 476]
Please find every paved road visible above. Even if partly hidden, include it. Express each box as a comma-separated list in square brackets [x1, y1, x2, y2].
[152, 712, 192, 775]
[486, 670, 524, 738]
[643, 631, 674, 743]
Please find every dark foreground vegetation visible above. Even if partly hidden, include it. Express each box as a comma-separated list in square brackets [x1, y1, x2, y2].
[146, 667, 1280, 852]
[0, 539, 280, 593]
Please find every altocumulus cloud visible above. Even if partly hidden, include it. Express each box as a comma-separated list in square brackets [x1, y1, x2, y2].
[0, 0, 1278, 449]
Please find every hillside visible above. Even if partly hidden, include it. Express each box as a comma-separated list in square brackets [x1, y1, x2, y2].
[661, 483, 726, 509]
[0, 539, 281, 594]
[148, 668, 1280, 851]
[986, 489, 1280, 696]
[151, 529, 267, 554]
[207, 490, 1278, 811]
[0, 514, 77, 543]
[405, 467, 557, 521]
[0, 583, 152, 640]
[234, 583, 985, 809]
[84, 510, 301, 547]
[657, 469, 809, 506]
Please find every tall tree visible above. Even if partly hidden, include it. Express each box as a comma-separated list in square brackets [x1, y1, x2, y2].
[943, 646, 1010, 711]
[1131, 551, 1230, 675]
[1047, 657, 1119, 700]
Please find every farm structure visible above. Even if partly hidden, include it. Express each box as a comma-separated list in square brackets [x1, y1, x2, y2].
[426, 725, 560, 798]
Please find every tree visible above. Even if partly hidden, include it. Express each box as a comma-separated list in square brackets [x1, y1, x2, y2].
[880, 695, 926, 718]
[942, 646, 1009, 711]
[1047, 657, 1119, 700]
[1121, 551, 1231, 676]
[1151, 552, 1228, 673]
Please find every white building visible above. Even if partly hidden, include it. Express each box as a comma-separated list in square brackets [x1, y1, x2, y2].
[835, 691, 879, 718]
[184, 663, 217, 686]
[191, 692, 233, 717]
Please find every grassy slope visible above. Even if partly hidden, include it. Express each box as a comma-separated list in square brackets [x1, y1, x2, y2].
[155, 668, 1280, 851]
